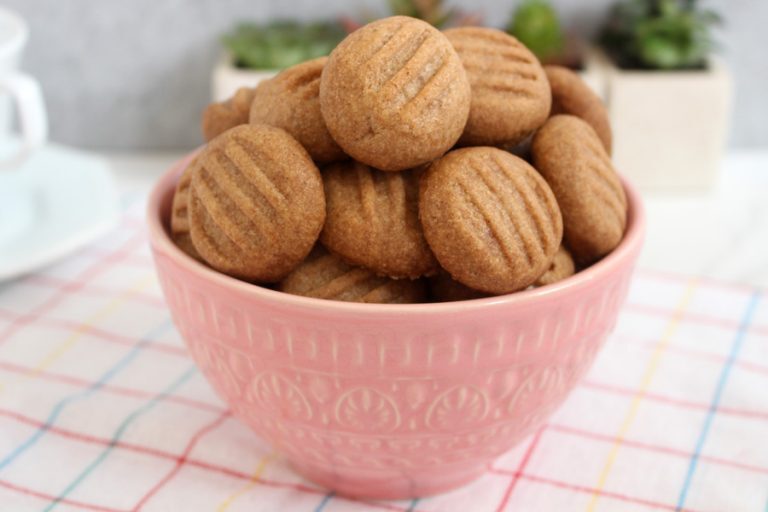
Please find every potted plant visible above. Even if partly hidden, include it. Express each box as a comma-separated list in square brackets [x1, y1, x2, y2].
[598, 0, 730, 191]
[507, 0, 608, 98]
[212, 20, 347, 101]
[385, 0, 482, 28]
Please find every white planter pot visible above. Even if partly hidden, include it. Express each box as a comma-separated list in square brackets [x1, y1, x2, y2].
[211, 53, 278, 102]
[578, 46, 609, 101]
[605, 56, 732, 192]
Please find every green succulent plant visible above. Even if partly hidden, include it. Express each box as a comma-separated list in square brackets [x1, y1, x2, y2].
[387, 0, 455, 28]
[599, 0, 721, 70]
[222, 21, 347, 70]
[507, 0, 565, 63]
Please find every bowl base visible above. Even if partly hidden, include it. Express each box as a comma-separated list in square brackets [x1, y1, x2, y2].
[289, 459, 487, 500]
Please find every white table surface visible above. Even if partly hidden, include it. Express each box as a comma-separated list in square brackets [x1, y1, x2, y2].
[104, 149, 768, 288]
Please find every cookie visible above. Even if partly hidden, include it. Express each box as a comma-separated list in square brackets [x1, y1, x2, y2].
[201, 87, 256, 142]
[321, 161, 437, 279]
[170, 156, 203, 261]
[534, 245, 575, 287]
[419, 147, 563, 294]
[320, 16, 471, 171]
[280, 246, 426, 303]
[532, 115, 627, 264]
[189, 124, 325, 282]
[249, 57, 345, 163]
[428, 271, 489, 302]
[444, 27, 551, 148]
[545, 65, 612, 153]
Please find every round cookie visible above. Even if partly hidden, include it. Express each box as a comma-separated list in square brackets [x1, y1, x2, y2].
[249, 57, 345, 163]
[545, 65, 612, 153]
[201, 87, 256, 142]
[444, 27, 551, 148]
[419, 147, 563, 294]
[428, 271, 489, 302]
[170, 156, 203, 261]
[280, 246, 426, 303]
[534, 246, 575, 287]
[321, 161, 437, 279]
[189, 124, 325, 282]
[532, 115, 627, 264]
[320, 16, 470, 171]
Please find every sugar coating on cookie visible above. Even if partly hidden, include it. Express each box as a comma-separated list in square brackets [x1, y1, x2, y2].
[545, 65, 612, 154]
[170, 156, 203, 261]
[280, 246, 426, 303]
[320, 16, 470, 171]
[189, 124, 325, 282]
[444, 27, 551, 148]
[321, 160, 437, 279]
[201, 87, 255, 142]
[249, 57, 345, 163]
[534, 245, 575, 287]
[419, 147, 563, 294]
[532, 115, 627, 264]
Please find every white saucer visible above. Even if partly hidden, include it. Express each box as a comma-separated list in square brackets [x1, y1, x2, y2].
[0, 141, 119, 281]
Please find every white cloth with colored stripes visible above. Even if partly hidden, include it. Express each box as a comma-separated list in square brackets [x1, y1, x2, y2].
[0, 204, 766, 511]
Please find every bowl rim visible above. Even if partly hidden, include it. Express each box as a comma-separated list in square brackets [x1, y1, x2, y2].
[147, 151, 646, 315]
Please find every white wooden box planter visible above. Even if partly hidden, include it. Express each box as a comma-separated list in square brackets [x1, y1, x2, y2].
[605, 56, 732, 192]
[211, 52, 277, 102]
[578, 46, 610, 101]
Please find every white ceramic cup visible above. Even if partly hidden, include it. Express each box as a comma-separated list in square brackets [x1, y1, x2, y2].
[0, 6, 47, 170]
[0, 7, 47, 246]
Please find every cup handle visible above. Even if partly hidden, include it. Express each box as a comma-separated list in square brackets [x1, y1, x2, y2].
[0, 71, 48, 168]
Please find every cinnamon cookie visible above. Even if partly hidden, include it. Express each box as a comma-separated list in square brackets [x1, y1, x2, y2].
[280, 246, 426, 303]
[189, 124, 325, 282]
[249, 57, 345, 163]
[532, 115, 627, 264]
[170, 156, 203, 261]
[321, 161, 437, 279]
[545, 65, 612, 153]
[419, 147, 563, 294]
[201, 87, 256, 142]
[444, 27, 551, 148]
[534, 246, 575, 287]
[429, 271, 489, 302]
[320, 16, 470, 171]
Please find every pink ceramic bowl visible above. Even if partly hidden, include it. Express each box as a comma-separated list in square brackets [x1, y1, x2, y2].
[147, 153, 645, 500]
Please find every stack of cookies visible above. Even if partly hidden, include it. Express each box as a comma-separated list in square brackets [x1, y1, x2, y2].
[171, 16, 627, 304]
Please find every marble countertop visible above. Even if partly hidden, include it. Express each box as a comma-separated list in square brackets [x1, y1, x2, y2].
[106, 150, 768, 288]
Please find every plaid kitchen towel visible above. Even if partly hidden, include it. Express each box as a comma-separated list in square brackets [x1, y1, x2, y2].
[0, 201, 766, 512]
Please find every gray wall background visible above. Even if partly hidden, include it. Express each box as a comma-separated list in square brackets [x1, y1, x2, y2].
[4, 0, 767, 150]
